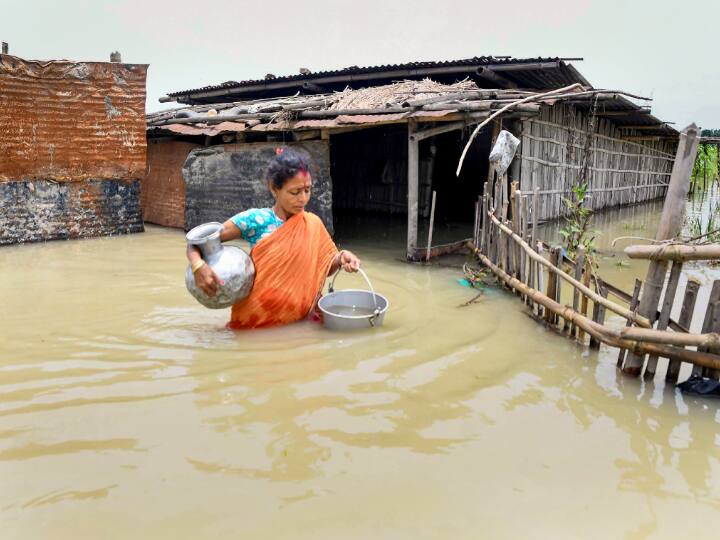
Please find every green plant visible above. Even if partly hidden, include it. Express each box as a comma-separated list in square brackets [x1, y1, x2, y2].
[691, 143, 719, 191]
[559, 183, 598, 265]
[685, 200, 720, 242]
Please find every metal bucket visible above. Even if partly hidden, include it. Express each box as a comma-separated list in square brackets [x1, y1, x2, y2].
[318, 268, 389, 330]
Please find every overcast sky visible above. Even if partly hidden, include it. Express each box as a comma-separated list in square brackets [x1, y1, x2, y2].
[3, 0, 718, 128]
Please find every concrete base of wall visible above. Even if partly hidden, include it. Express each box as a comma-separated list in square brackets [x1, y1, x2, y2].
[0, 179, 144, 245]
[182, 141, 333, 233]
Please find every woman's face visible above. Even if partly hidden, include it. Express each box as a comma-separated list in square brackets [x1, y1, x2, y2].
[272, 171, 312, 216]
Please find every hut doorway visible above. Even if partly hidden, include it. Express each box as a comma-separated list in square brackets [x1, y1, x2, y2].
[329, 123, 493, 251]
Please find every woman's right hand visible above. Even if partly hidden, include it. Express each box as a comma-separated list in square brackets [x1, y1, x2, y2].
[194, 264, 224, 297]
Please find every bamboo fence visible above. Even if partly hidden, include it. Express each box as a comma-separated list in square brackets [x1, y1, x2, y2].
[471, 166, 720, 381]
[519, 104, 676, 222]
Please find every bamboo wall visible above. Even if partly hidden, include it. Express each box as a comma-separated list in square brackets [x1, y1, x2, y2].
[519, 104, 677, 222]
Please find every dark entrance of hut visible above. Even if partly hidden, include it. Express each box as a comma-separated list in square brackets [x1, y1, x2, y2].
[329, 124, 494, 255]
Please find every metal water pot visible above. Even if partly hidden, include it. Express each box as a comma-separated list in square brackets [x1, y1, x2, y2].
[185, 222, 255, 309]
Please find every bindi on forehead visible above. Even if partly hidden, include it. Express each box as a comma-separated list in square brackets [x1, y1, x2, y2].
[284, 175, 312, 190]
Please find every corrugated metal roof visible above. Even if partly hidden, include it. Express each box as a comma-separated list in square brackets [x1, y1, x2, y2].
[0, 54, 148, 181]
[162, 56, 588, 104]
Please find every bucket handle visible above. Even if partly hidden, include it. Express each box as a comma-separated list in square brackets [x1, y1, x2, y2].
[328, 267, 379, 310]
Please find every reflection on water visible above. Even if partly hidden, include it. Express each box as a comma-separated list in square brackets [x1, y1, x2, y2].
[1, 210, 720, 539]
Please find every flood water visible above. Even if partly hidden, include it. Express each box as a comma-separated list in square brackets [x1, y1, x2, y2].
[2, 198, 720, 538]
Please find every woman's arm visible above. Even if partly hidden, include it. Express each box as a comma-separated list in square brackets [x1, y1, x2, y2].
[219, 219, 242, 242]
[328, 249, 361, 275]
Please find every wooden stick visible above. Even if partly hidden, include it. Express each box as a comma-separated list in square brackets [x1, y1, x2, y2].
[488, 210, 651, 327]
[426, 191, 437, 262]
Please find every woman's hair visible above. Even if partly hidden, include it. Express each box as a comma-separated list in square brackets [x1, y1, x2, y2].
[267, 148, 310, 189]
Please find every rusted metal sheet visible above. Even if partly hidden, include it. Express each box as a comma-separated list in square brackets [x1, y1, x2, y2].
[0, 54, 148, 182]
[142, 140, 199, 228]
[293, 119, 339, 129]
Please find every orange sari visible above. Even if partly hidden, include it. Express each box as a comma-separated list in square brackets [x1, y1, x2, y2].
[228, 211, 337, 329]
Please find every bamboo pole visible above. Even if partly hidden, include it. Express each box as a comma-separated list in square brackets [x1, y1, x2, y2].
[488, 210, 651, 327]
[625, 244, 720, 262]
[467, 244, 720, 369]
[625, 124, 701, 376]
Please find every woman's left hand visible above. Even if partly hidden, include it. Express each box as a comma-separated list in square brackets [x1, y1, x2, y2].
[340, 250, 361, 272]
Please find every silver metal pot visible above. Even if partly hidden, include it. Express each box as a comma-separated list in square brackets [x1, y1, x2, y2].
[185, 222, 255, 309]
[318, 269, 389, 330]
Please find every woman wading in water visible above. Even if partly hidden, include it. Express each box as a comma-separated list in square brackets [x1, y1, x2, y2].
[186, 148, 361, 329]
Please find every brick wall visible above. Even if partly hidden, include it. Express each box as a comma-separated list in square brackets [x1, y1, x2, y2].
[142, 140, 199, 228]
[182, 140, 333, 233]
[0, 180, 143, 245]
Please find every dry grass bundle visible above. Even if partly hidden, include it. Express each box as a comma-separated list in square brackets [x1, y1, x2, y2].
[329, 78, 479, 110]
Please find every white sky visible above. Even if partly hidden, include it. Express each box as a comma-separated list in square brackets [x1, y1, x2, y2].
[3, 0, 718, 128]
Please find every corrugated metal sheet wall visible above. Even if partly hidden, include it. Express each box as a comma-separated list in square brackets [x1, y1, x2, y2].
[0, 55, 148, 181]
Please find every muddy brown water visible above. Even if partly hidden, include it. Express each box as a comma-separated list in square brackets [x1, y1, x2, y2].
[2, 200, 720, 538]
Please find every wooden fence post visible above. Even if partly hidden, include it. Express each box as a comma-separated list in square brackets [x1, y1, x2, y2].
[617, 279, 642, 368]
[666, 278, 700, 383]
[694, 280, 720, 378]
[645, 261, 683, 378]
[624, 124, 700, 376]
[570, 246, 586, 337]
[546, 247, 560, 325]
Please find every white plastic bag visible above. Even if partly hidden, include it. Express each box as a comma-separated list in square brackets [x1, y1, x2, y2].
[488, 130, 520, 177]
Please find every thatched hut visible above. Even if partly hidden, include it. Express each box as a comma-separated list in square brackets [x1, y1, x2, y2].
[144, 56, 678, 259]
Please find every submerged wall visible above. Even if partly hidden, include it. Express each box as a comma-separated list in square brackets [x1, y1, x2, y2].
[182, 140, 333, 232]
[0, 54, 148, 244]
[142, 140, 199, 228]
[0, 180, 143, 245]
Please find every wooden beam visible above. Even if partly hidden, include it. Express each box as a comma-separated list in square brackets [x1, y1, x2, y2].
[407, 121, 420, 260]
[624, 124, 700, 376]
[475, 67, 518, 89]
[411, 120, 468, 141]
[595, 109, 651, 117]
[618, 124, 672, 130]
[301, 81, 328, 94]
[409, 238, 471, 262]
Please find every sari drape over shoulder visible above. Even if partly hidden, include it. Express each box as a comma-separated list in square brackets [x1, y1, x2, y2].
[228, 211, 337, 329]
